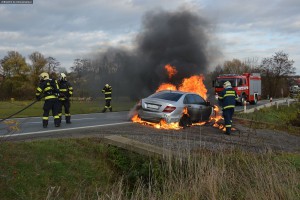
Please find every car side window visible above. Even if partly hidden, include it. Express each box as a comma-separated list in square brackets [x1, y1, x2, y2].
[193, 95, 206, 104]
[184, 94, 195, 104]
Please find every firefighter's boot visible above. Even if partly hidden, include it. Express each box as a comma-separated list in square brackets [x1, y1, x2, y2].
[43, 120, 48, 128]
[224, 127, 231, 135]
[66, 116, 71, 124]
[59, 116, 62, 124]
[54, 118, 60, 127]
[102, 108, 107, 113]
[109, 107, 112, 112]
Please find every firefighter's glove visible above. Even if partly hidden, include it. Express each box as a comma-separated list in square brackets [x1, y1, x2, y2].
[36, 96, 41, 101]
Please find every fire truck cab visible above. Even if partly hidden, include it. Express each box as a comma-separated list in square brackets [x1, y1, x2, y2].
[213, 73, 261, 105]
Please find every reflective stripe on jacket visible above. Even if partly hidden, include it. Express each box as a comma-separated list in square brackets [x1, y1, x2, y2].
[218, 87, 238, 110]
[58, 80, 73, 101]
[36, 79, 59, 100]
[102, 86, 112, 100]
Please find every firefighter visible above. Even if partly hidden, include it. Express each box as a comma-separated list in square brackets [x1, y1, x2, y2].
[101, 83, 112, 112]
[36, 72, 61, 128]
[58, 73, 73, 124]
[218, 81, 238, 135]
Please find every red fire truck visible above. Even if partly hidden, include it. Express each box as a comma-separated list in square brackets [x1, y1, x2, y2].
[213, 73, 262, 105]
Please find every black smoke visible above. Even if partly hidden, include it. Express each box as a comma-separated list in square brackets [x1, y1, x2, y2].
[87, 9, 217, 100]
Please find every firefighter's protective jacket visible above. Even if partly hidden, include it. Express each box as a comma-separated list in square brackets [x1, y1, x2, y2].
[58, 80, 73, 101]
[218, 87, 238, 110]
[102, 85, 112, 100]
[36, 79, 60, 100]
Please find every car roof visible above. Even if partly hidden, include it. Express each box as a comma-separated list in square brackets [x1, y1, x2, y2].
[154, 90, 197, 95]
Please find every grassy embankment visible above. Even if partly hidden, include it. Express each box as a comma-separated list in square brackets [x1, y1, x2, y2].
[0, 138, 299, 199]
[235, 101, 300, 135]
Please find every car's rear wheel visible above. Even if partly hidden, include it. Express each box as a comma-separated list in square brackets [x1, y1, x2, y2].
[179, 114, 192, 128]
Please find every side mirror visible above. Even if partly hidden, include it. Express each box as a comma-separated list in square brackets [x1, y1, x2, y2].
[206, 101, 211, 106]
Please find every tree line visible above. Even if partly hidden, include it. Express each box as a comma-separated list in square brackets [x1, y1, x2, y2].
[0, 50, 296, 100]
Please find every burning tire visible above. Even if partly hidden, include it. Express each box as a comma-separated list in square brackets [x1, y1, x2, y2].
[179, 114, 192, 128]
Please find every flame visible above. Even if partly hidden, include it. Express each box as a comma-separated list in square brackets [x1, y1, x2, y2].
[156, 83, 177, 92]
[132, 114, 181, 130]
[165, 64, 178, 79]
[178, 75, 207, 100]
[182, 107, 189, 115]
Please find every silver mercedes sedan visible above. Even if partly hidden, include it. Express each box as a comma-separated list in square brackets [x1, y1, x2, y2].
[137, 90, 213, 127]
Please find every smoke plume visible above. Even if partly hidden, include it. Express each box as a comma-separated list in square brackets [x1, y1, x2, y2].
[89, 9, 218, 99]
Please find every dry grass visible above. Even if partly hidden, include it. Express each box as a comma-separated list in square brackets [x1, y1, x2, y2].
[90, 150, 299, 200]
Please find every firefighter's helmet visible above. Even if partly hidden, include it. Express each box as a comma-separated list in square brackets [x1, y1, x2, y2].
[223, 81, 231, 88]
[105, 84, 109, 87]
[39, 72, 49, 81]
[60, 73, 67, 81]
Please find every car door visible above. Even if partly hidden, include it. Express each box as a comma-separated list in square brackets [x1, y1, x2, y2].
[183, 94, 201, 121]
[193, 94, 212, 121]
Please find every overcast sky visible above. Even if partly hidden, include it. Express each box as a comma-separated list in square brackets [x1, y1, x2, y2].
[0, 0, 299, 74]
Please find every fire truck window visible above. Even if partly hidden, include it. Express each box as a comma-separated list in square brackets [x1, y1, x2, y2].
[238, 79, 243, 86]
[215, 80, 221, 87]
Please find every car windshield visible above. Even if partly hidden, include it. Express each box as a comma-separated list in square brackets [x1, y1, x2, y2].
[150, 92, 183, 101]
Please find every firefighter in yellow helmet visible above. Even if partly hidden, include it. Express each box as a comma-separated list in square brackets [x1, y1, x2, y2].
[58, 73, 73, 124]
[218, 81, 238, 135]
[35, 72, 61, 128]
[101, 83, 112, 112]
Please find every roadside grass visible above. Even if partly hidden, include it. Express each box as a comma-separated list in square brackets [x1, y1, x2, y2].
[0, 97, 136, 119]
[0, 139, 299, 199]
[235, 102, 300, 135]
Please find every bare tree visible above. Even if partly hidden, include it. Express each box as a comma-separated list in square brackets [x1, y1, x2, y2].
[260, 51, 295, 97]
[46, 57, 60, 75]
[223, 58, 252, 74]
[29, 52, 47, 86]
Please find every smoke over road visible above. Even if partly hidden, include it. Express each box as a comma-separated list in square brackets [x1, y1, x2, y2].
[88, 9, 219, 99]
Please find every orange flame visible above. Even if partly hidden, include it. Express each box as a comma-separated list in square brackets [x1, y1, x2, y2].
[178, 75, 207, 100]
[131, 114, 181, 130]
[164, 64, 178, 79]
[156, 83, 177, 92]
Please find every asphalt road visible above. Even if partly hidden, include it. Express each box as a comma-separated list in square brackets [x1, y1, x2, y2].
[0, 98, 286, 140]
[0, 111, 131, 139]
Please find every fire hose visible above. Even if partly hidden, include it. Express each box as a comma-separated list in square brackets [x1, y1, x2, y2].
[0, 100, 39, 123]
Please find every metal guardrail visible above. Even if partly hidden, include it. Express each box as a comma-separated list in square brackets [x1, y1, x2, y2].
[242, 98, 297, 113]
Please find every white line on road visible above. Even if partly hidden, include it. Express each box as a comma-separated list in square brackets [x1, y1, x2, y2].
[26, 118, 96, 124]
[0, 122, 132, 138]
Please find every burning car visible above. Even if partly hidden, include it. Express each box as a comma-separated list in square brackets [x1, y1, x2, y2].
[136, 90, 213, 127]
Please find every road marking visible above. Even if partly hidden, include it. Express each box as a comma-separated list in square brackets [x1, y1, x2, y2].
[0, 122, 132, 138]
[25, 118, 96, 124]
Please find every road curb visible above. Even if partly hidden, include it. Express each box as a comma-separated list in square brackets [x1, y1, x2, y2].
[103, 135, 174, 158]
